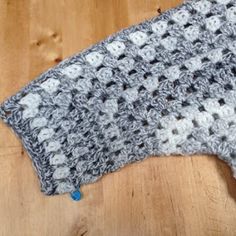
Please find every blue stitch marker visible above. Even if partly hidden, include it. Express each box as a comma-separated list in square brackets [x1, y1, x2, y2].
[70, 189, 82, 201]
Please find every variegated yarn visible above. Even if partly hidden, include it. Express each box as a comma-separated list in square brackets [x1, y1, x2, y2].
[1, 0, 236, 195]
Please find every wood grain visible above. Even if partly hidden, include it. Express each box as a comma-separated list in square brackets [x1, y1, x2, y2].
[0, 0, 236, 235]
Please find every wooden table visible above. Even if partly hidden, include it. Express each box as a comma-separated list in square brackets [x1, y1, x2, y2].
[0, 0, 236, 235]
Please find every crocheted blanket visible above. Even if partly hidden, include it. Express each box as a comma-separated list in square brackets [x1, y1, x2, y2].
[1, 0, 236, 196]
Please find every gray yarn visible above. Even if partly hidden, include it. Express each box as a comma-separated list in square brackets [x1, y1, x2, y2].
[1, 0, 236, 195]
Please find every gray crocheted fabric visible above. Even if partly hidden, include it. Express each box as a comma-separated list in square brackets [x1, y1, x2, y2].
[1, 0, 236, 196]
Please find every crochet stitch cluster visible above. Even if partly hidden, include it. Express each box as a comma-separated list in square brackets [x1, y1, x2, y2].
[1, 0, 236, 195]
